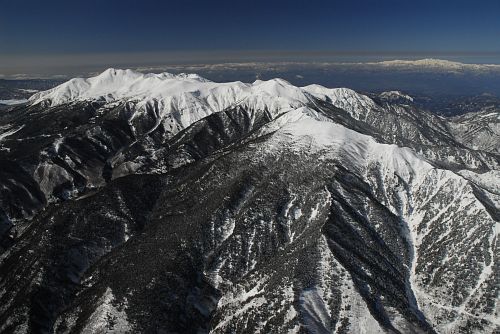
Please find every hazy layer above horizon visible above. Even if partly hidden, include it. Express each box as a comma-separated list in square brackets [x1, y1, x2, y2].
[1, 51, 500, 79]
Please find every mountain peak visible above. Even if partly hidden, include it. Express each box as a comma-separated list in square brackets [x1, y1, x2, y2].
[28, 69, 216, 106]
[370, 58, 500, 72]
[2, 68, 499, 334]
[379, 90, 414, 102]
[27, 70, 383, 129]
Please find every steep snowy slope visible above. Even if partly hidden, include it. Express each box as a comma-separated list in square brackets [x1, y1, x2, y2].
[301, 85, 377, 120]
[378, 91, 414, 103]
[448, 109, 500, 153]
[0, 69, 498, 334]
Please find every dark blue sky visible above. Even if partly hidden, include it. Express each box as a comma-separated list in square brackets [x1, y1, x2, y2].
[1, 0, 500, 75]
[2, 0, 500, 53]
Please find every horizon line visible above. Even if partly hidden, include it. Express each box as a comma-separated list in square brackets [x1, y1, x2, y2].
[2, 57, 500, 80]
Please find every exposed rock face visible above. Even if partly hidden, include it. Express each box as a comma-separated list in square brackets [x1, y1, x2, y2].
[0, 70, 498, 334]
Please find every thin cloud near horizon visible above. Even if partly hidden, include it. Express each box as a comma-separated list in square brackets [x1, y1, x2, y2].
[2, 56, 500, 80]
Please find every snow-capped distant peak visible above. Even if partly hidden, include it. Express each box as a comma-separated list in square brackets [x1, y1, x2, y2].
[378, 58, 463, 67]
[379, 90, 414, 102]
[369, 58, 500, 73]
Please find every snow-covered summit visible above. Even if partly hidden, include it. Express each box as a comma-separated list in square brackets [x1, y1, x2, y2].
[379, 90, 414, 103]
[28, 68, 317, 109]
[28, 68, 379, 125]
[29, 68, 223, 106]
[30, 68, 375, 108]
[371, 58, 500, 72]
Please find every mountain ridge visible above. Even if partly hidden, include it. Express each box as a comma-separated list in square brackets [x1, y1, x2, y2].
[0, 69, 498, 333]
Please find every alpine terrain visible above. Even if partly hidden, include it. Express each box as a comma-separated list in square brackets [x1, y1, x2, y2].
[0, 69, 498, 334]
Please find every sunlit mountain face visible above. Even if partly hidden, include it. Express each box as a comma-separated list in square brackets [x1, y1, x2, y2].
[0, 68, 498, 333]
[3, 59, 500, 116]
[1, 0, 500, 332]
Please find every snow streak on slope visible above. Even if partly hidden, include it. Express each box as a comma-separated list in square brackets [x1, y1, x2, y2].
[258, 108, 499, 333]
[302, 85, 377, 120]
[448, 110, 500, 153]
[80, 288, 131, 334]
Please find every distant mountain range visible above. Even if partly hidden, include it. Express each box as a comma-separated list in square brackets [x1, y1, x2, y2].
[3, 58, 500, 110]
[362, 58, 500, 73]
[0, 69, 498, 333]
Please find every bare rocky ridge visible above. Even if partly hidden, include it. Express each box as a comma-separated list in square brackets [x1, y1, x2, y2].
[0, 70, 498, 333]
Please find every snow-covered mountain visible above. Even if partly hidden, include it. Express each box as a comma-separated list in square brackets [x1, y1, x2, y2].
[368, 58, 500, 73]
[0, 69, 498, 334]
[378, 90, 414, 103]
[448, 109, 500, 153]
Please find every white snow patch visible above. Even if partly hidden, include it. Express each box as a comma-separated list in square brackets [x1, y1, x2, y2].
[0, 99, 28, 105]
[82, 287, 131, 333]
[0, 125, 24, 141]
